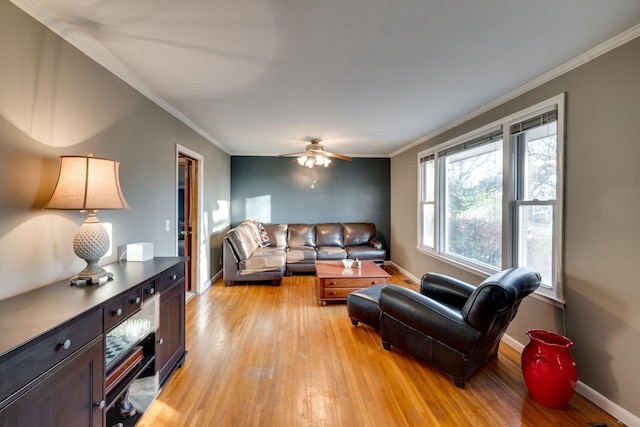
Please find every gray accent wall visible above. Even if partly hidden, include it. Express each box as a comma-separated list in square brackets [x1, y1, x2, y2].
[231, 156, 390, 257]
[390, 36, 640, 419]
[0, 2, 230, 300]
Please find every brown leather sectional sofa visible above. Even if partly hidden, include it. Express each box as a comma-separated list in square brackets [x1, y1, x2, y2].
[223, 222, 385, 286]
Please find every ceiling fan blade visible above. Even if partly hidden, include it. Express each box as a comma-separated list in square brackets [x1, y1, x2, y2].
[325, 151, 352, 161]
[279, 152, 305, 157]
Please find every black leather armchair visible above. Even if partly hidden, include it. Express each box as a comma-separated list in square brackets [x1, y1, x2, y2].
[378, 267, 540, 388]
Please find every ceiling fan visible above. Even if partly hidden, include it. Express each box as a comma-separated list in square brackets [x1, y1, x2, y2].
[280, 139, 352, 168]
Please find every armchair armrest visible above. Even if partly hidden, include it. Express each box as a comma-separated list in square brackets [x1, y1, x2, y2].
[420, 272, 475, 309]
[368, 238, 383, 250]
[379, 285, 480, 352]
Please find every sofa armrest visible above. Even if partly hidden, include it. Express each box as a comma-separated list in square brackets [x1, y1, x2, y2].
[368, 238, 383, 250]
[420, 273, 475, 309]
[223, 237, 240, 286]
[380, 285, 480, 352]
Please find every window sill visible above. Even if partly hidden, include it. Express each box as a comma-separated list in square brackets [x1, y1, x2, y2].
[416, 246, 565, 307]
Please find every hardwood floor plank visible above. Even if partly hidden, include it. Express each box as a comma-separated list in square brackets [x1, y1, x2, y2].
[137, 266, 623, 427]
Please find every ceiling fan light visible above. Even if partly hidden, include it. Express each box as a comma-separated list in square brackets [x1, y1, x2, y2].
[297, 156, 307, 166]
[323, 158, 331, 167]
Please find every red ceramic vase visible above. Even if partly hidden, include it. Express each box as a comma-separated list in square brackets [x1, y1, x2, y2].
[521, 329, 578, 409]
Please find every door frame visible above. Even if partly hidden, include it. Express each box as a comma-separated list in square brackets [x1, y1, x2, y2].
[176, 144, 204, 294]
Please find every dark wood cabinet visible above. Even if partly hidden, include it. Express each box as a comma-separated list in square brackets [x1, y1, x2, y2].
[0, 337, 104, 427]
[157, 280, 186, 385]
[0, 257, 187, 427]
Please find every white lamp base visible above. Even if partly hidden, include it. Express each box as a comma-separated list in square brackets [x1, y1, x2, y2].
[71, 211, 112, 286]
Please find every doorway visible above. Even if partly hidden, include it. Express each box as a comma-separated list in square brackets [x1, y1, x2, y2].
[177, 150, 199, 298]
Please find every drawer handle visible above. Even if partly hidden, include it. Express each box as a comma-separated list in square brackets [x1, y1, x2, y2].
[133, 296, 141, 304]
[147, 287, 155, 295]
[157, 338, 164, 345]
[171, 274, 177, 280]
[94, 400, 105, 410]
[58, 339, 71, 350]
[113, 308, 123, 317]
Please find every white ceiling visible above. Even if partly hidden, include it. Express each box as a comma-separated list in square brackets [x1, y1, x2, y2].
[12, 0, 640, 157]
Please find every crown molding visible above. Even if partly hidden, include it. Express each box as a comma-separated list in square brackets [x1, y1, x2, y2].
[390, 24, 640, 158]
[10, 0, 230, 154]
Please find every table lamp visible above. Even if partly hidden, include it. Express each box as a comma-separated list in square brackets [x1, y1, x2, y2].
[46, 154, 130, 285]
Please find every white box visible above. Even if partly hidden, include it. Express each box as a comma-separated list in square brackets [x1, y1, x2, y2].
[127, 242, 154, 262]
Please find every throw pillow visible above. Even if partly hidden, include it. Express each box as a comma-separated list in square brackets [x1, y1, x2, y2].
[245, 220, 271, 247]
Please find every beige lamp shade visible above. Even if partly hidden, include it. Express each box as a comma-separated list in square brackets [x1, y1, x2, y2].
[46, 154, 129, 285]
[46, 155, 130, 210]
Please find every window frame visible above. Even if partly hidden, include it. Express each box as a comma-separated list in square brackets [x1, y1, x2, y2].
[418, 154, 436, 251]
[417, 94, 565, 303]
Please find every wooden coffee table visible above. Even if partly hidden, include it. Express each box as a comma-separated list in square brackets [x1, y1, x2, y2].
[315, 260, 390, 305]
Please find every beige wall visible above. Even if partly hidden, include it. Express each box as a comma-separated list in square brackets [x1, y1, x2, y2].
[391, 36, 640, 418]
[0, 2, 230, 300]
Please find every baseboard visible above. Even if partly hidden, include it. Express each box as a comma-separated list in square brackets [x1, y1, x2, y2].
[501, 334, 639, 427]
[199, 270, 222, 294]
[386, 261, 421, 284]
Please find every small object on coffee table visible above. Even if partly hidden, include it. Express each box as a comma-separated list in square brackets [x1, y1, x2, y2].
[341, 259, 354, 269]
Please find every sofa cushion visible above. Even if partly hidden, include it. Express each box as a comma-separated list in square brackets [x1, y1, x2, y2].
[288, 224, 316, 247]
[238, 223, 260, 250]
[315, 223, 344, 247]
[317, 246, 347, 260]
[343, 223, 376, 247]
[263, 224, 288, 248]
[245, 220, 271, 246]
[239, 247, 286, 272]
[346, 245, 386, 260]
[287, 246, 317, 263]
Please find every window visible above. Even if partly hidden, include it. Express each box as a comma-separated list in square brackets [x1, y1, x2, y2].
[510, 109, 561, 299]
[419, 154, 435, 249]
[418, 94, 564, 302]
[441, 130, 503, 270]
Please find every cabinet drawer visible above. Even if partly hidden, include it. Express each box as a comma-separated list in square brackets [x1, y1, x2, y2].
[322, 287, 356, 299]
[125, 287, 143, 316]
[0, 309, 102, 404]
[140, 279, 156, 301]
[156, 264, 185, 294]
[103, 297, 127, 332]
[322, 277, 387, 288]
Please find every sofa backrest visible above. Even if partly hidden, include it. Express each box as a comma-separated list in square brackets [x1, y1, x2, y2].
[343, 223, 376, 247]
[315, 223, 344, 247]
[288, 224, 316, 247]
[226, 223, 260, 260]
[263, 223, 288, 248]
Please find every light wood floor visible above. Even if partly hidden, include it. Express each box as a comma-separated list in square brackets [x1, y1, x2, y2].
[138, 266, 622, 427]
